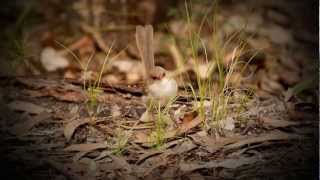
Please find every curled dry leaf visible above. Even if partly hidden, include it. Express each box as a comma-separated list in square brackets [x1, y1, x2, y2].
[64, 118, 91, 141]
[176, 112, 201, 135]
[40, 47, 70, 72]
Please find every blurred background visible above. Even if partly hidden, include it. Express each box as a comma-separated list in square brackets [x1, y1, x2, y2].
[0, 1, 318, 179]
[0, 0, 318, 100]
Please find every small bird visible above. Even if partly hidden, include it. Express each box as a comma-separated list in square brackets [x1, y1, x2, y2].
[135, 25, 178, 106]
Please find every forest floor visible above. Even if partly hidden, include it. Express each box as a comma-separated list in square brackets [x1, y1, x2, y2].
[0, 1, 318, 179]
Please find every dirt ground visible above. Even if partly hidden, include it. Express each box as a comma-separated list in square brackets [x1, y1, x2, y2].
[0, 0, 318, 179]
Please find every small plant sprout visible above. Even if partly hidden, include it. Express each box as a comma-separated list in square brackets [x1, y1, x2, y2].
[184, 0, 256, 133]
[149, 96, 177, 149]
[111, 127, 130, 155]
[56, 40, 115, 115]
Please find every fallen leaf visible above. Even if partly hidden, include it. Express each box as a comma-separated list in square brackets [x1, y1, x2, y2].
[180, 156, 258, 172]
[94, 150, 112, 161]
[134, 131, 151, 144]
[261, 117, 300, 128]
[137, 139, 186, 164]
[41, 47, 70, 72]
[109, 155, 132, 173]
[64, 142, 108, 152]
[8, 101, 48, 114]
[139, 155, 168, 177]
[10, 112, 51, 136]
[47, 88, 86, 102]
[189, 132, 243, 154]
[73, 151, 90, 161]
[170, 139, 197, 154]
[64, 118, 91, 141]
[224, 130, 305, 150]
[67, 35, 94, 53]
[137, 150, 163, 164]
[176, 115, 202, 135]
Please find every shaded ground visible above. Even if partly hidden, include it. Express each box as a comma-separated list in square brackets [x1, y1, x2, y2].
[0, 0, 318, 180]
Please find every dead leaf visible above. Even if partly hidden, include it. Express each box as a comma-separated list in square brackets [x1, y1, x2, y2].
[189, 132, 244, 154]
[176, 115, 202, 135]
[10, 112, 51, 136]
[224, 130, 305, 150]
[64, 142, 108, 152]
[94, 150, 112, 161]
[133, 131, 151, 144]
[64, 118, 91, 141]
[139, 155, 168, 177]
[66, 35, 94, 55]
[167, 139, 197, 155]
[41, 47, 70, 72]
[137, 149, 163, 164]
[8, 101, 48, 114]
[73, 151, 90, 161]
[109, 155, 132, 173]
[261, 117, 300, 128]
[47, 88, 86, 102]
[180, 156, 258, 172]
